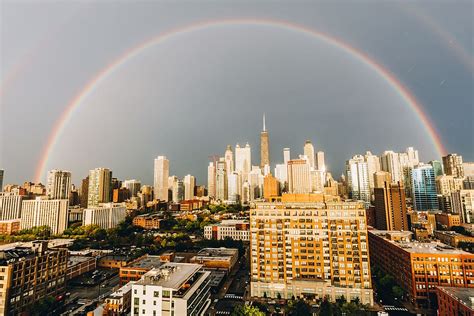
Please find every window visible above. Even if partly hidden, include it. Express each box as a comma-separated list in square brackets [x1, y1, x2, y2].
[163, 290, 171, 298]
[154, 291, 159, 297]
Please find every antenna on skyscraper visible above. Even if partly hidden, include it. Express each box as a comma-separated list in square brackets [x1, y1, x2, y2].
[263, 113, 266, 132]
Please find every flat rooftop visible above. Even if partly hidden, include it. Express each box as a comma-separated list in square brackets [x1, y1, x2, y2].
[196, 248, 238, 258]
[136, 262, 202, 290]
[0, 239, 74, 251]
[127, 255, 163, 269]
[108, 281, 134, 299]
[438, 286, 474, 309]
[68, 255, 94, 266]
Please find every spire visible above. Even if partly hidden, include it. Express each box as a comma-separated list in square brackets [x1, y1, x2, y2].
[263, 113, 266, 132]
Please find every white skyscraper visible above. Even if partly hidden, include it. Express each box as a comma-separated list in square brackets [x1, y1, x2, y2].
[207, 162, 216, 198]
[154, 156, 169, 202]
[224, 145, 234, 175]
[380, 151, 402, 183]
[21, 197, 69, 234]
[248, 167, 264, 200]
[0, 192, 23, 220]
[346, 155, 370, 204]
[216, 158, 228, 201]
[311, 169, 325, 192]
[122, 179, 141, 197]
[235, 143, 251, 181]
[88, 168, 112, 207]
[283, 148, 290, 164]
[316, 151, 326, 172]
[228, 172, 242, 203]
[46, 169, 71, 200]
[287, 159, 311, 194]
[183, 174, 195, 200]
[304, 141, 315, 169]
[364, 151, 380, 192]
[83, 203, 127, 229]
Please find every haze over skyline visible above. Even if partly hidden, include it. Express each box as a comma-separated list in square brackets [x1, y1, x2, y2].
[1, 1, 472, 185]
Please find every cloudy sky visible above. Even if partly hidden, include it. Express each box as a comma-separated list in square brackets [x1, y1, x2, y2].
[1, 1, 472, 186]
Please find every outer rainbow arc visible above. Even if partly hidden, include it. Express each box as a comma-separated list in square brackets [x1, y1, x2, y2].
[34, 18, 447, 183]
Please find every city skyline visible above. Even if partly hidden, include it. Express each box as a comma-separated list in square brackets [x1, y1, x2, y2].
[1, 1, 473, 185]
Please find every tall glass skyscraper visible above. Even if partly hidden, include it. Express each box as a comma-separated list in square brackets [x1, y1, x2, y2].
[410, 164, 439, 211]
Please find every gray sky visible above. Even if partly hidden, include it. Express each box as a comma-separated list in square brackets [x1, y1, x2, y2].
[1, 1, 472, 186]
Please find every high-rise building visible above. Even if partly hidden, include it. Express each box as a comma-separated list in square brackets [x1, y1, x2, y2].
[154, 156, 169, 202]
[80, 176, 89, 208]
[310, 169, 325, 193]
[0, 169, 3, 192]
[207, 162, 216, 198]
[215, 158, 228, 201]
[87, 168, 112, 207]
[235, 143, 251, 181]
[451, 190, 474, 224]
[429, 160, 444, 177]
[443, 153, 464, 178]
[122, 179, 141, 197]
[373, 171, 392, 189]
[274, 164, 288, 191]
[224, 145, 234, 176]
[228, 172, 241, 203]
[260, 114, 270, 168]
[463, 162, 474, 177]
[250, 197, 373, 305]
[46, 169, 71, 200]
[316, 151, 325, 172]
[303, 140, 315, 169]
[0, 192, 22, 221]
[183, 175, 195, 200]
[380, 151, 402, 183]
[287, 159, 311, 194]
[436, 175, 464, 196]
[83, 203, 127, 229]
[171, 178, 184, 203]
[410, 164, 439, 211]
[131, 263, 211, 316]
[364, 151, 380, 191]
[346, 155, 370, 204]
[283, 148, 290, 164]
[21, 197, 69, 234]
[263, 174, 279, 200]
[248, 166, 264, 200]
[374, 181, 408, 230]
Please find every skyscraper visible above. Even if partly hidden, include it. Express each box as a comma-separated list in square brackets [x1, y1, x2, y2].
[21, 197, 69, 235]
[46, 169, 71, 200]
[346, 155, 370, 204]
[303, 140, 315, 169]
[283, 148, 290, 164]
[207, 162, 216, 198]
[410, 164, 439, 211]
[442, 153, 464, 178]
[380, 151, 402, 183]
[287, 159, 311, 194]
[215, 158, 228, 201]
[224, 145, 234, 175]
[0, 169, 3, 192]
[235, 143, 251, 181]
[154, 156, 169, 202]
[87, 168, 112, 207]
[364, 151, 380, 191]
[316, 151, 325, 172]
[429, 160, 444, 177]
[122, 179, 141, 197]
[374, 181, 408, 231]
[228, 172, 241, 203]
[263, 173, 279, 200]
[183, 174, 195, 200]
[260, 114, 270, 168]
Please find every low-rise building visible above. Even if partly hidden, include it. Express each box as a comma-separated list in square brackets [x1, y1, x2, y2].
[368, 230, 474, 308]
[190, 248, 238, 272]
[179, 199, 207, 211]
[0, 219, 20, 235]
[131, 263, 211, 316]
[434, 230, 474, 248]
[103, 281, 134, 316]
[132, 213, 163, 230]
[435, 213, 462, 229]
[120, 255, 164, 285]
[67, 255, 96, 280]
[98, 254, 135, 269]
[203, 220, 250, 241]
[0, 241, 68, 315]
[436, 286, 474, 316]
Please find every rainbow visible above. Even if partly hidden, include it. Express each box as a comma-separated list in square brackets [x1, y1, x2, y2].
[34, 18, 447, 182]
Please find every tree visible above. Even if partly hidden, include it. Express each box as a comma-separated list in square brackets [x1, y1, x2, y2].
[319, 297, 334, 316]
[287, 299, 311, 316]
[231, 305, 265, 316]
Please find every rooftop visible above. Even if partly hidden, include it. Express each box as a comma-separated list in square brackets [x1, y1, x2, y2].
[438, 286, 474, 309]
[108, 281, 134, 299]
[196, 248, 238, 258]
[136, 262, 202, 290]
[68, 255, 94, 266]
[127, 255, 163, 269]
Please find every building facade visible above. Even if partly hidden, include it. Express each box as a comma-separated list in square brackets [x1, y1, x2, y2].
[87, 168, 112, 207]
[154, 156, 170, 202]
[203, 220, 250, 241]
[46, 169, 71, 199]
[21, 197, 69, 234]
[83, 203, 127, 229]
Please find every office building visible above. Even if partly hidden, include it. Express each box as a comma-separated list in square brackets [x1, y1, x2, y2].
[21, 197, 68, 234]
[263, 174, 280, 200]
[283, 148, 291, 164]
[436, 287, 474, 316]
[274, 164, 287, 191]
[215, 158, 227, 201]
[303, 140, 315, 169]
[183, 175, 195, 201]
[435, 213, 462, 229]
[207, 162, 216, 199]
[316, 151, 326, 172]
[380, 151, 403, 183]
[463, 162, 474, 177]
[83, 203, 127, 229]
[451, 190, 474, 224]
[227, 172, 241, 203]
[224, 145, 234, 175]
[260, 114, 270, 168]
[429, 160, 444, 177]
[443, 154, 464, 178]
[80, 176, 89, 208]
[123, 179, 141, 197]
[287, 159, 311, 194]
[311, 169, 325, 193]
[87, 168, 112, 207]
[368, 230, 474, 308]
[410, 164, 439, 211]
[250, 197, 373, 305]
[0, 192, 22, 220]
[203, 220, 250, 241]
[46, 169, 71, 199]
[0, 169, 3, 191]
[374, 181, 408, 231]
[373, 171, 392, 189]
[346, 155, 370, 204]
[235, 143, 251, 181]
[364, 151, 380, 191]
[113, 187, 130, 203]
[436, 175, 464, 196]
[131, 263, 211, 316]
[154, 156, 169, 202]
